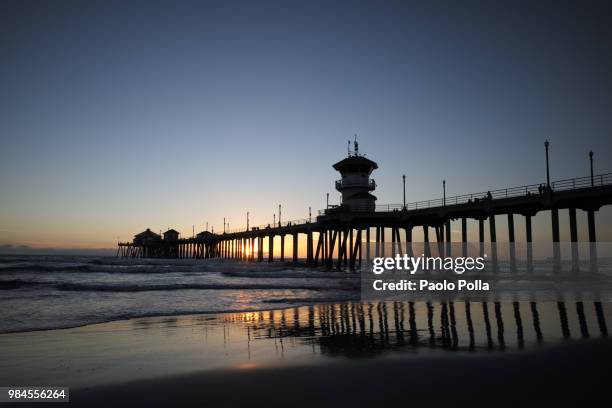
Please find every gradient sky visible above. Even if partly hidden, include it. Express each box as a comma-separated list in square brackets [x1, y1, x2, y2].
[1, 0, 612, 249]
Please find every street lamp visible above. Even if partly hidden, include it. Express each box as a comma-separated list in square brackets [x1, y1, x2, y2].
[223, 217, 226, 234]
[402, 174, 406, 209]
[443, 180, 446, 206]
[278, 204, 282, 227]
[247, 212, 250, 231]
[589, 150, 594, 187]
[545, 140, 550, 188]
[309, 206, 312, 223]
[326, 193, 329, 209]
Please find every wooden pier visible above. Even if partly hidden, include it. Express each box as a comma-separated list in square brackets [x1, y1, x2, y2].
[118, 172, 612, 271]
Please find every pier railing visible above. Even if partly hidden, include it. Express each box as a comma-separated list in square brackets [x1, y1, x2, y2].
[224, 218, 312, 234]
[319, 172, 612, 214]
[216, 173, 612, 230]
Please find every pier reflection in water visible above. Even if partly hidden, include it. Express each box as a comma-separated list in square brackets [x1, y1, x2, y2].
[216, 300, 609, 357]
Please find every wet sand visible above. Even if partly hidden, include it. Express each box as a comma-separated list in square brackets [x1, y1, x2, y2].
[1, 300, 610, 406]
[70, 338, 611, 407]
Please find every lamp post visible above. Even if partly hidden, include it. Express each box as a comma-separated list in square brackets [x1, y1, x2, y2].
[589, 150, 594, 187]
[309, 206, 312, 223]
[192, 225, 194, 238]
[223, 217, 226, 234]
[326, 193, 329, 209]
[278, 204, 282, 227]
[402, 174, 406, 209]
[273, 213, 276, 227]
[545, 140, 550, 188]
[443, 180, 446, 206]
[247, 212, 249, 231]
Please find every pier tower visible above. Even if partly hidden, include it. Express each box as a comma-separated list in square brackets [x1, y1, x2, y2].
[333, 139, 378, 212]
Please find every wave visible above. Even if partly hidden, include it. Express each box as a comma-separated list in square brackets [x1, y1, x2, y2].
[0, 279, 44, 289]
[0, 259, 344, 276]
[0, 263, 208, 274]
[0, 301, 349, 334]
[56, 282, 358, 292]
[221, 270, 358, 279]
[0, 279, 359, 292]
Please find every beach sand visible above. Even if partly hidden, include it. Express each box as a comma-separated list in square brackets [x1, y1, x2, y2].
[70, 338, 611, 407]
[1, 300, 610, 407]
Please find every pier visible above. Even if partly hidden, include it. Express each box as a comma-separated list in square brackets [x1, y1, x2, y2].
[118, 144, 612, 271]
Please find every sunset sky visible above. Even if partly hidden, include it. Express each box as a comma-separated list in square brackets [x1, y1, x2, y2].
[1, 0, 612, 250]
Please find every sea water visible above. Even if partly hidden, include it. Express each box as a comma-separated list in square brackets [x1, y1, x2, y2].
[0, 255, 359, 333]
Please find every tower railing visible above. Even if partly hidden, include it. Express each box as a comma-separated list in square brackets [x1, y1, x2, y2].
[335, 179, 376, 190]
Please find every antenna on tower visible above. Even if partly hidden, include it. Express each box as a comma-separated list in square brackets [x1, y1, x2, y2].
[347, 139, 351, 156]
[354, 134, 359, 156]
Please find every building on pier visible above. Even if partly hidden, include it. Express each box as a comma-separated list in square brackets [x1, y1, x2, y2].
[332, 139, 378, 212]
[196, 231, 215, 239]
[133, 228, 161, 246]
[163, 229, 179, 241]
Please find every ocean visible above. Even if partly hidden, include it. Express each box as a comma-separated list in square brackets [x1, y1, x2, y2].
[0, 255, 359, 333]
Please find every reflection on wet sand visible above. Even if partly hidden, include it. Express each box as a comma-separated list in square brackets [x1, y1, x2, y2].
[217, 300, 609, 357]
[2, 299, 609, 390]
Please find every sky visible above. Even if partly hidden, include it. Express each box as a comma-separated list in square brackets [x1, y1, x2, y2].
[1, 0, 612, 250]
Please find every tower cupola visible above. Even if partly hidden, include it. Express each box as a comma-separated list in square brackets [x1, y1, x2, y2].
[332, 137, 378, 212]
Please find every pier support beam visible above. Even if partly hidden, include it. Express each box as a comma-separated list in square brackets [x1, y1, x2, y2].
[358, 229, 362, 266]
[478, 219, 485, 258]
[268, 235, 274, 262]
[508, 213, 516, 272]
[350, 229, 361, 271]
[435, 226, 443, 257]
[251, 237, 255, 261]
[406, 227, 413, 257]
[345, 229, 351, 266]
[293, 233, 298, 263]
[526, 215, 533, 272]
[314, 231, 323, 266]
[395, 228, 403, 255]
[588, 210, 598, 272]
[280, 235, 285, 262]
[366, 227, 371, 262]
[307, 231, 313, 264]
[551, 208, 561, 271]
[375, 227, 380, 257]
[445, 220, 451, 257]
[337, 229, 349, 270]
[423, 226, 431, 257]
[569, 208, 579, 272]
[327, 230, 338, 268]
[461, 218, 467, 257]
[489, 216, 498, 271]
